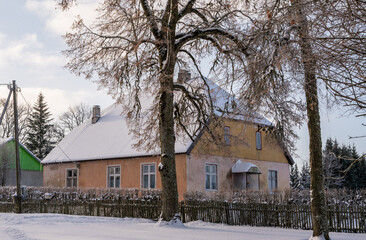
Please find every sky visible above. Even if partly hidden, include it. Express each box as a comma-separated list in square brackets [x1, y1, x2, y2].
[0, 0, 364, 166]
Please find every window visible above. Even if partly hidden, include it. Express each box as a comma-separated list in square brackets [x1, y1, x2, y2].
[205, 163, 218, 190]
[268, 170, 278, 192]
[107, 166, 121, 188]
[66, 169, 78, 188]
[224, 126, 230, 145]
[256, 131, 262, 150]
[141, 163, 156, 189]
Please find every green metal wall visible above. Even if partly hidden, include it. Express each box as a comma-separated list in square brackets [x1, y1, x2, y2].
[6, 140, 43, 171]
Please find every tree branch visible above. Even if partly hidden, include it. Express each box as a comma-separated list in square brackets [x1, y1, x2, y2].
[140, 0, 160, 39]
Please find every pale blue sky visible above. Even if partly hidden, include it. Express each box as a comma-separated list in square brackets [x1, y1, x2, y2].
[0, 0, 364, 165]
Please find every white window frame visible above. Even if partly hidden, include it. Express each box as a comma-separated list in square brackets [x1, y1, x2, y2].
[65, 168, 78, 188]
[107, 165, 121, 188]
[205, 163, 218, 191]
[141, 163, 156, 189]
[224, 126, 230, 145]
[256, 131, 262, 150]
[268, 170, 278, 192]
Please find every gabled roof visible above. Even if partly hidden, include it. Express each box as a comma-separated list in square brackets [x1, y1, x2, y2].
[0, 137, 42, 163]
[42, 80, 274, 164]
[42, 104, 193, 164]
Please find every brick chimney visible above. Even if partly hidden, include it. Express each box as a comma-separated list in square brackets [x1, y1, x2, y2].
[92, 105, 101, 124]
[177, 70, 191, 84]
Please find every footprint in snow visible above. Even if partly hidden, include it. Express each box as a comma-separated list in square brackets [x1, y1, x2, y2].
[5, 227, 37, 240]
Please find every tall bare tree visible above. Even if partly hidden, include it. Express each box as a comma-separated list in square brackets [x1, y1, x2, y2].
[233, 0, 365, 239]
[59, 0, 303, 221]
[0, 98, 31, 143]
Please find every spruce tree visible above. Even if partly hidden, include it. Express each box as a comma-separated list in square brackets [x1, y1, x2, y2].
[299, 162, 311, 190]
[25, 93, 54, 160]
[290, 163, 301, 189]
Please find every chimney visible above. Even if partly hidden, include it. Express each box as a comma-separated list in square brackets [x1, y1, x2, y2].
[177, 70, 191, 84]
[92, 105, 101, 124]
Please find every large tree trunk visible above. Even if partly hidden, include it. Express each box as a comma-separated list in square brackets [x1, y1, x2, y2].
[294, 1, 330, 239]
[157, 0, 180, 222]
[159, 69, 179, 221]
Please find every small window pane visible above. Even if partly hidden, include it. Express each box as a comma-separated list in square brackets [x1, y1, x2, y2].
[67, 179, 71, 187]
[109, 176, 114, 188]
[143, 165, 149, 173]
[150, 165, 155, 172]
[212, 165, 217, 174]
[205, 165, 210, 174]
[115, 176, 120, 188]
[115, 167, 120, 174]
[205, 175, 210, 189]
[143, 175, 149, 188]
[211, 175, 217, 190]
[150, 174, 155, 188]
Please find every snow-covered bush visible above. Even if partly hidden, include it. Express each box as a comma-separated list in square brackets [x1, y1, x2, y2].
[0, 187, 161, 202]
[183, 189, 366, 206]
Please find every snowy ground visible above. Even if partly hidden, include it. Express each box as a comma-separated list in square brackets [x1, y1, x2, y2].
[0, 213, 364, 240]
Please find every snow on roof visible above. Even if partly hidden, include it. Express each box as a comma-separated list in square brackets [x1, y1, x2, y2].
[231, 160, 262, 174]
[42, 104, 193, 164]
[42, 80, 272, 164]
[204, 80, 272, 126]
[0, 137, 42, 163]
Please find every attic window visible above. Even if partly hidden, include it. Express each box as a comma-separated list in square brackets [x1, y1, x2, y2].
[256, 131, 262, 150]
[224, 126, 230, 145]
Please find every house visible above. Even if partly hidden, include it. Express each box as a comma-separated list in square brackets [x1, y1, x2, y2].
[0, 137, 43, 186]
[42, 82, 293, 199]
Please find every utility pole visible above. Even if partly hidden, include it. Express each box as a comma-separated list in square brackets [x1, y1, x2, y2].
[12, 80, 22, 213]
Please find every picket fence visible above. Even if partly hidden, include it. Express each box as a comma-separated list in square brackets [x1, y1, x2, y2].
[0, 199, 365, 233]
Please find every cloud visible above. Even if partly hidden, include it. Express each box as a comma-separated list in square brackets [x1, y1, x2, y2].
[25, 0, 100, 35]
[11, 87, 112, 117]
[0, 33, 64, 69]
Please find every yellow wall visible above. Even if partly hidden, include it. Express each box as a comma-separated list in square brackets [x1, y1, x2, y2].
[186, 119, 291, 193]
[192, 119, 288, 164]
[187, 154, 290, 193]
[43, 154, 187, 200]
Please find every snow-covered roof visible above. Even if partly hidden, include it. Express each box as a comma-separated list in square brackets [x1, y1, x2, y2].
[42, 104, 193, 164]
[232, 160, 261, 174]
[42, 80, 272, 164]
[0, 137, 41, 163]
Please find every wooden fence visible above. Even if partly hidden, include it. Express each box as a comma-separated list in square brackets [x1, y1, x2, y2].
[0, 199, 161, 220]
[181, 201, 366, 233]
[0, 199, 365, 233]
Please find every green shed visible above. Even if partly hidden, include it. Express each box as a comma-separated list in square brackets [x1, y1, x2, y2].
[0, 137, 43, 186]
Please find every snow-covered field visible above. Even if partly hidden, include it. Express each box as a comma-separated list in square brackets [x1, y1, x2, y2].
[0, 213, 364, 240]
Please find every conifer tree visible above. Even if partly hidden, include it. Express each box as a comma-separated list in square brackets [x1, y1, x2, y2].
[299, 162, 311, 190]
[290, 163, 301, 189]
[25, 93, 54, 160]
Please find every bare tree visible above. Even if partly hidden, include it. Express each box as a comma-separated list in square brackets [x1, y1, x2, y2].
[229, 0, 365, 239]
[0, 142, 13, 186]
[58, 103, 92, 133]
[58, 0, 300, 221]
[51, 103, 92, 144]
[0, 98, 31, 143]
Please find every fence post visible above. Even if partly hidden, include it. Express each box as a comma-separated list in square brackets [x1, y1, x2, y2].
[180, 201, 186, 223]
